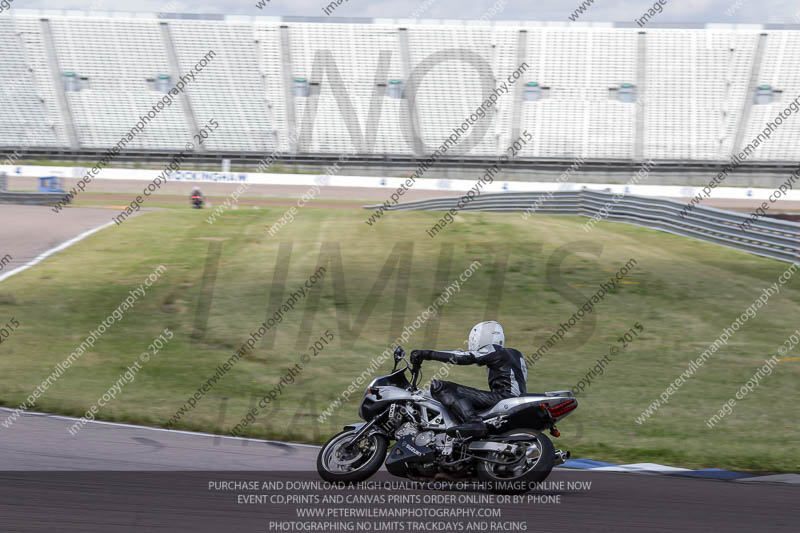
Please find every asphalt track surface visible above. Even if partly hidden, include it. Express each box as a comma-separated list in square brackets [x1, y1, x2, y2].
[0, 409, 797, 533]
[0, 408, 317, 471]
[0, 205, 116, 276]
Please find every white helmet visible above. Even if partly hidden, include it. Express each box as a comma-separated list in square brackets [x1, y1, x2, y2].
[468, 321, 504, 351]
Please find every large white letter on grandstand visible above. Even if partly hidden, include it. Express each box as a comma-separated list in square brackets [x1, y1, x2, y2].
[403, 48, 495, 155]
[296, 49, 392, 154]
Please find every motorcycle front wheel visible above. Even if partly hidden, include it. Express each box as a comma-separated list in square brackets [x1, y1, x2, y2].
[317, 429, 388, 483]
[476, 429, 555, 494]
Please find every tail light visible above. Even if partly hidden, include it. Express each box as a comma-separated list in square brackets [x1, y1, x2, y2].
[546, 399, 577, 418]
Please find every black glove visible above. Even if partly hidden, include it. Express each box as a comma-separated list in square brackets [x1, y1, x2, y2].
[410, 350, 432, 366]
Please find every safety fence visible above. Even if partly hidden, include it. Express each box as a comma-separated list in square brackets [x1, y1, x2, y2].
[0, 191, 64, 206]
[365, 190, 800, 264]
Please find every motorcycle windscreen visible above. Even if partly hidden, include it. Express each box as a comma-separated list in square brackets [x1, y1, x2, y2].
[371, 368, 410, 389]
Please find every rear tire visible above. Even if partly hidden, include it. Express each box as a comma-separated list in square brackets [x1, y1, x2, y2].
[476, 429, 555, 494]
[317, 429, 388, 483]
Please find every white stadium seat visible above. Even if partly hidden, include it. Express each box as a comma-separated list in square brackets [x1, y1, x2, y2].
[0, 11, 797, 162]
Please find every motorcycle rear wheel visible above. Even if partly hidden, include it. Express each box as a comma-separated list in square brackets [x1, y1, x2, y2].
[476, 429, 555, 494]
[317, 429, 388, 483]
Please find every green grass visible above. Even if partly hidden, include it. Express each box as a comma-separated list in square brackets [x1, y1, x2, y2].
[0, 204, 798, 473]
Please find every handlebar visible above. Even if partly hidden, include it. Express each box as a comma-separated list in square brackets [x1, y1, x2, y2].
[394, 346, 423, 391]
[410, 361, 422, 390]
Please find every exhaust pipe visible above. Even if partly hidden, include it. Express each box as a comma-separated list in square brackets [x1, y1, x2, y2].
[554, 449, 571, 465]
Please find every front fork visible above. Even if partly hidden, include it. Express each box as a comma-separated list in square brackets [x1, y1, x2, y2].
[342, 411, 387, 451]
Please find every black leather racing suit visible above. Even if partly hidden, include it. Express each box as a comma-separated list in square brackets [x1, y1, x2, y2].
[425, 344, 528, 424]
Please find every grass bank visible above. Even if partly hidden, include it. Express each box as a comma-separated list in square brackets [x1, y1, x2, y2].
[0, 204, 797, 473]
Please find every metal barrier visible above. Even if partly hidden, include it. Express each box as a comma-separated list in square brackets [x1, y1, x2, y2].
[365, 190, 800, 264]
[0, 191, 64, 206]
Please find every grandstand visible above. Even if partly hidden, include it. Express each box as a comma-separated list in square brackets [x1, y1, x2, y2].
[2, 11, 800, 170]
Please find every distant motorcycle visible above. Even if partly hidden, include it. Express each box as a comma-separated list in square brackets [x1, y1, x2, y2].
[191, 193, 204, 209]
[317, 347, 577, 493]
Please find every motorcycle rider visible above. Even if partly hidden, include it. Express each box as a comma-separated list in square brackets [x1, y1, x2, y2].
[191, 186, 204, 207]
[410, 321, 527, 438]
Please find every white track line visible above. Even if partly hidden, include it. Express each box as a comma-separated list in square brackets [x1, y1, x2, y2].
[0, 220, 116, 283]
[0, 219, 320, 450]
[0, 407, 321, 449]
[0, 212, 772, 474]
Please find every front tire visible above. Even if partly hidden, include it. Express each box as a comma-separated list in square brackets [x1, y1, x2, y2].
[317, 429, 388, 483]
[476, 429, 556, 494]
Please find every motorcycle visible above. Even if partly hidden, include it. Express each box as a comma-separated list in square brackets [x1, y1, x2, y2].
[191, 194, 204, 209]
[317, 347, 578, 493]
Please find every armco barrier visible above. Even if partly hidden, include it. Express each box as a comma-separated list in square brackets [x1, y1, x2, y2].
[365, 190, 800, 264]
[5, 164, 800, 203]
[0, 191, 64, 206]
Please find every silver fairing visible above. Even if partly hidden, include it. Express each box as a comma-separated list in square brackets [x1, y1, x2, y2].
[358, 382, 457, 428]
[359, 377, 576, 429]
[411, 396, 459, 429]
[477, 390, 577, 421]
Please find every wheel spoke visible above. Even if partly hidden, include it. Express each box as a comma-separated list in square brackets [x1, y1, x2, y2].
[323, 433, 377, 474]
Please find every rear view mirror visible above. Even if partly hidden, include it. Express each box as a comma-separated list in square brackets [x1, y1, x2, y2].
[392, 347, 405, 371]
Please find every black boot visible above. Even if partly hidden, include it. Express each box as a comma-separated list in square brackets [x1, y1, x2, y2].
[446, 398, 488, 438]
[446, 420, 488, 438]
